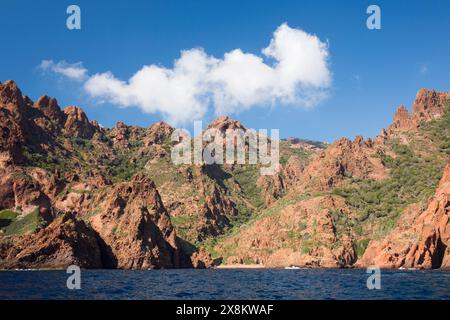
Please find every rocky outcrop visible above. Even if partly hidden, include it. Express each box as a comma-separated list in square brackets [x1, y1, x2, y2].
[0, 80, 26, 116]
[383, 89, 450, 137]
[0, 168, 54, 220]
[88, 173, 181, 269]
[145, 121, 173, 146]
[110, 121, 130, 148]
[298, 136, 386, 192]
[208, 115, 247, 133]
[63, 106, 96, 139]
[0, 81, 26, 166]
[257, 174, 285, 206]
[282, 155, 305, 185]
[0, 213, 102, 269]
[389, 104, 417, 132]
[34, 96, 65, 126]
[190, 248, 214, 268]
[412, 89, 450, 121]
[196, 185, 236, 241]
[217, 195, 356, 268]
[358, 160, 450, 269]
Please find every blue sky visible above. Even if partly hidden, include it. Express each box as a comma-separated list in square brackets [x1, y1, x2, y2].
[1, 0, 449, 142]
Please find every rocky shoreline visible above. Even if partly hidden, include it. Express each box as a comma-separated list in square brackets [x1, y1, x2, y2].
[0, 80, 449, 270]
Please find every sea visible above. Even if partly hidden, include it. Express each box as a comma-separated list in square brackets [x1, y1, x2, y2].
[0, 269, 449, 300]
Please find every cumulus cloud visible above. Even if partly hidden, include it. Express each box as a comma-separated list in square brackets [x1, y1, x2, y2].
[85, 49, 216, 123]
[39, 60, 87, 81]
[46, 23, 332, 124]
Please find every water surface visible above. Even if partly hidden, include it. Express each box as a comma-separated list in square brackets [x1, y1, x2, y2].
[0, 269, 449, 300]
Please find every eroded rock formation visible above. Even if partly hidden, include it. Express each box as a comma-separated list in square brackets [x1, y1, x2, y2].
[358, 160, 450, 269]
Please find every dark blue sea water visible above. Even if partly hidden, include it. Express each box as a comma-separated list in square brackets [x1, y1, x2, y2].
[0, 269, 449, 300]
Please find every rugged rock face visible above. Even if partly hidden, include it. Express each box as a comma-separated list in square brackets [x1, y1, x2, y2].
[0, 167, 55, 220]
[389, 104, 418, 132]
[0, 81, 26, 115]
[1, 81, 449, 270]
[109, 121, 130, 148]
[190, 248, 214, 268]
[0, 81, 192, 269]
[145, 121, 173, 146]
[217, 195, 356, 268]
[298, 136, 386, 192]
[384, 89, 450, 136]
[209, 115, 247, 133]
[196, 185, 236, 241]
[0, 81, 26, 166]
[257, 174, 285, 206]
[88, 173, 180, 269]
[358, 160, 450, 269]
[0, 213, 102, 269]
[34, 95, 65, 126]
[412, 89, 450, 121]
[63, 106, 96, 139]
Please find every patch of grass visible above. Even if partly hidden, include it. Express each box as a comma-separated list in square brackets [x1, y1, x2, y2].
[146, 160, 187, 187]
[22, 147, 68, 173]
[171, 214, 202, 243]
[300, 239, 322, 255]
[110, 152, 152, 183]
[1, 209, 44, 236]
[354, 238, 370, 257]
[279, 140, 316, 165]
[0, 210, 18, 228]
[421, 104, 450, 154]
[230, 165, 265, 209]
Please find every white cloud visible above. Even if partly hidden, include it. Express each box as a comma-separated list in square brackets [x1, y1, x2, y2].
[39, 60, 87, 81]
[46, 23, 332, 125]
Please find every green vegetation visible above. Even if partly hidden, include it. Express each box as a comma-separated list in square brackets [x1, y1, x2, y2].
[334, 105, 450, 239]
[0, 210, 18, 228]
[279, 140, 321, 166]
[354, 238, 370, 257]
[227, 165, 265, 210]
[110, 151, 152, 183]
[334, 143, 444, 236]
[170, 214, 201, 241]
[202, 192, 316, 258]
[22, 147, 69, 173]
[0, 209, 44, 236]
[421, 104, 450, 155]
[145, 159, 187, 187]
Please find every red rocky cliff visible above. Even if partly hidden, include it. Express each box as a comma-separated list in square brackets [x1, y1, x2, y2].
[358, 160, 450, 269]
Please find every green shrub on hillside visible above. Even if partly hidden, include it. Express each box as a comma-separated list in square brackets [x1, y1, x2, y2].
[0, 209, 44, 236]
[334, 105, 450, 238]
[0, 210, 18, 228]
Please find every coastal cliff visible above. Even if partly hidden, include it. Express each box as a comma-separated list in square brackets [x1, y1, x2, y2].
[0, 80, 449, 269]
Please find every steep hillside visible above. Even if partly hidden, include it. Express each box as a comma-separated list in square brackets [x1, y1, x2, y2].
[213, 89, 450, 269]
[0, 80, 321, 269]
[0, 80, 448, 269]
